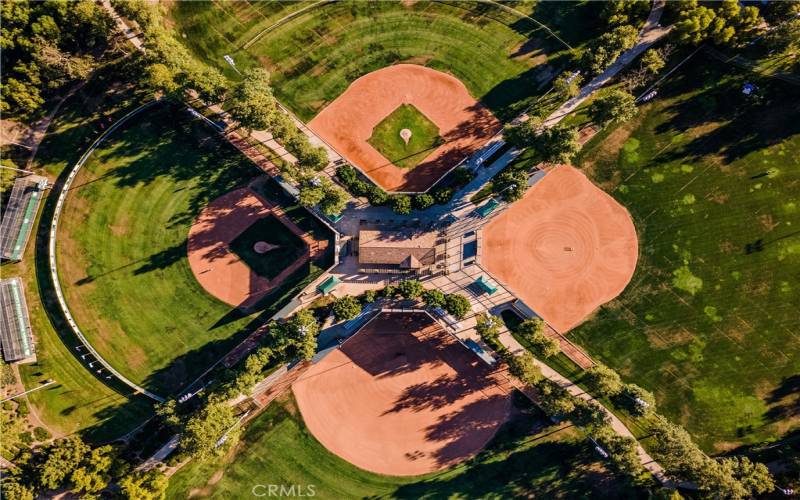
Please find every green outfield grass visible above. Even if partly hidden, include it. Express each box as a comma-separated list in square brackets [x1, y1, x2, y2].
[1, 61, 156, 442]
[55, 103, 323, 396]
[570, 53, 800, 452]
[229, 215, 306, 279]
[367, 104, 442, 169]
[169, 1, 607, 122]
[167, 394, 638, 499]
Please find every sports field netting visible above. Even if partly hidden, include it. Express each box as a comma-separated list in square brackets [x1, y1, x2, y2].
[0, 175, 46, 261]
[0, 277, 36, 362]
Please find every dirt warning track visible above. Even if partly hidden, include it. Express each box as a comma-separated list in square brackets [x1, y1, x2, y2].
[309, 64, 500, 193]
[292, 312, 512, 476]
[482, 166, 638, 332]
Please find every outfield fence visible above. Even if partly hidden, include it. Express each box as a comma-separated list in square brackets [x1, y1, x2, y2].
[49, 99, 165, 403]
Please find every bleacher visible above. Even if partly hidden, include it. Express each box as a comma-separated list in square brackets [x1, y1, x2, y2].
[0, 277, 36, 363]
[0, 175, 47, 261]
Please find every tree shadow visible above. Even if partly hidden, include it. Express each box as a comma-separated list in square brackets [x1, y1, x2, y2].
[765, 374, 800, 423]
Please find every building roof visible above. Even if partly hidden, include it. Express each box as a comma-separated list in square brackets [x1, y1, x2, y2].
[0, 175, 47, 261]
[358, 229, 437, 267]
[0, 277, 36, 363]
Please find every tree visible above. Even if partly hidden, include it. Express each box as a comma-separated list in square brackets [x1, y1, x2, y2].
[475, 313, 500, 344]
[503, 121, 537, 149]
[119, 469, 168, 500]
[590, 90, 638, 125]
[299, 183, 325, 207]
[569, 398, 610, 431]
[382, 284, 397, 298]
[319, 182, 348, 216]
[535, 125, 580, 164]
[494, 168, 528, 202]
[518, 319, 560, 358]
[0, 77, 43, 115]
[297, 146, 329, 172]
[619, 383, 656, 416]
[640, 49, 665, 75]
[603, 0, 650, 26]
[0, 475, 34, 500]
[333, 295, 361, 321]
[674, 0, 764, 46]
[187, 66, 228, 102]
[367, 185, 389, 205]
[396, 279, 424, 299]
[228, 68, 277, 132]
[362, 289, 377, 303]
[414, 193, 434, 210]
[155, 399, 181, 429]
[182, 402, 240, 461]
[720, 456, 775, 498]
[391, 194, 412, 215]
[583, 24, 639, 75]
[535, 379, 577, 418]
[36, 436, 89, 490]
[432, 187, 453, 204]
[443, 294, 471, 319]
[506, 351, 541, 385]
[765, 18, 800, 52]
[552, 71, 583, 98]
[145, 63, 179, 94]
[69, 445, 115, 496]
[596, 426, 643, 478]
[287, 309, 319, 361]
[421, 289, 445, 308]
[584, 363, 624, 397]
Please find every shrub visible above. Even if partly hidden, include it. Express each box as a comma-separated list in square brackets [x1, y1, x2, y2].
[433, 187, 453, 204]
[391, 195, 412, 215]
[33, 427, 52, 441]
[382, 284, 397, 298]
[396, 279, 424, 299]
[413, 193, 434, 210]
[421, 289, 445, 308]
[16, 400, 29, 417]
[569, 398, 610, 431]
[443, 294, 471, 319]
[362, 290, 377, 304]
[18, 431, 33, 445]
[367, 185, 389, 206]
[332, 296, 361, 322]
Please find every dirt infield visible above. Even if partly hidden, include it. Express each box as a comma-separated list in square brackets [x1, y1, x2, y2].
[482, 166, 638, 332]
[187, 186, 323, 309]
[292, 312, 512, 476]
[308, 64, 501, 193]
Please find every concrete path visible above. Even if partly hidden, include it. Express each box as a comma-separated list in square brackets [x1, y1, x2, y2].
[497, 329, 671, 485]
[542, 0, 671, 128]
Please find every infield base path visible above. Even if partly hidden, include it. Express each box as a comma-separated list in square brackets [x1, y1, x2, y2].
[482, 165, 638, 332]
[292, 312, 512, 476]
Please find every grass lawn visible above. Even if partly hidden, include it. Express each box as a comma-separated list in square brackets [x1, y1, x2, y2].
[168, 1, 607, 121]
[55, 103, 323, 397]
[167, 394, 639, 499]
[229, 215, 306, 280]
[569, 52, 800, 452]
[367, 104, 442, 169]
[0, 59, 156, 442]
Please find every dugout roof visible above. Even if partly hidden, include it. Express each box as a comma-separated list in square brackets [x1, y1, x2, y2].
[0, 277, 36, 363]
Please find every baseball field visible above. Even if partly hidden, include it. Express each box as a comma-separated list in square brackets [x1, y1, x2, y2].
[54, 103, 328, 396]
[569, 53, 800, 451]
[166, 394, 640, 498]
[169, 1, 605, 121]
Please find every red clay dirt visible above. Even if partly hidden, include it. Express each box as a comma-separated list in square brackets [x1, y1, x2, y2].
[481, 165, 639, 332]
[187, 186, 325, 309]
[292, 312, 513, 476]
[308, 64, 501, 193]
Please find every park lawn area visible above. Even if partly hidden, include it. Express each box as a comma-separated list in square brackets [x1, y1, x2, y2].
[167, 394, 638, 499]
[367, 104, 442, 169]
[570, 52, 800, 452]
[229, 215, 307, 280]
[55, 103, 312, 397]
[168, 1, 607, 121]
[2, 59, 156, 442]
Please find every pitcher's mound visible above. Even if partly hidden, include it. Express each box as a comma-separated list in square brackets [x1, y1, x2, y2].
[292, 312, 512, 476]
[481, 165, 638, 332]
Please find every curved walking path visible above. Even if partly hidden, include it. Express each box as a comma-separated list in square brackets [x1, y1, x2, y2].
[49, 99, 165, 403]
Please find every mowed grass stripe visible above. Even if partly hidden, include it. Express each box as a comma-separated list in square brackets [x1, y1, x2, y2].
[570, 54, 800, 450]
[57, 105, 265, 395]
